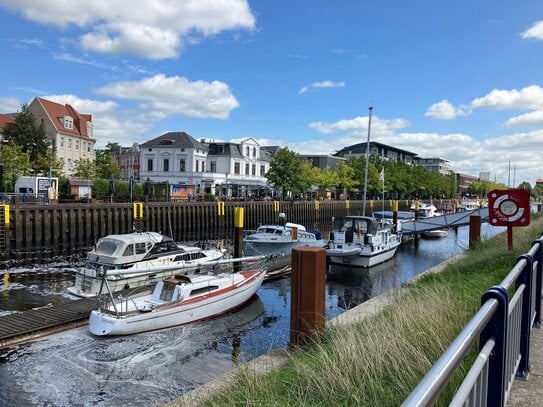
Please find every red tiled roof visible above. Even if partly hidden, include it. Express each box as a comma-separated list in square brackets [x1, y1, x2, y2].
[0, 113, 15, 130]
[536, 178, 543, 184]
[38, 97, 93, 139]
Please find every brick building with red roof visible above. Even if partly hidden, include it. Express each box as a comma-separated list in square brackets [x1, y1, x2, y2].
[0, 113, 15, 143]
[28, 97, 96, 175]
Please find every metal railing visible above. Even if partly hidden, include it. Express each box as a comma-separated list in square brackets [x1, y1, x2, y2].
[403, 234, 543, 406]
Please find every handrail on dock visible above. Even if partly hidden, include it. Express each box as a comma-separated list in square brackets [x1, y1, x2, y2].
[402, 234, 543, 406]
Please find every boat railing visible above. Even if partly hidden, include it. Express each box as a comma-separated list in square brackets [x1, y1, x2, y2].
[402, 234, 543, 406]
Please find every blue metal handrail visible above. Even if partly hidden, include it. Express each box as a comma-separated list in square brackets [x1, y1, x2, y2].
[403, 234, 543, 406]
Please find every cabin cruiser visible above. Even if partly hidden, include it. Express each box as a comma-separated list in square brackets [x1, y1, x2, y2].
[67, 232, 225, 298]
[326, 216, 401, 268]
[243, 222, 325, 256]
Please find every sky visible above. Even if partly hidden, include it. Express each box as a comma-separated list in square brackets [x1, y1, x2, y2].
[0, 0, 542, 186]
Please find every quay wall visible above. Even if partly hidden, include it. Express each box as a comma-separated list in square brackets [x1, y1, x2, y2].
[0, 199, 417, 265]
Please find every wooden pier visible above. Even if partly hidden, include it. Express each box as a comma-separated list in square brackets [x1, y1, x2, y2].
[0, 298, 97, 349]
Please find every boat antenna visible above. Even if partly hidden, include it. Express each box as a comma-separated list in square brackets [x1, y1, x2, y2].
[362, 106, 373, 216]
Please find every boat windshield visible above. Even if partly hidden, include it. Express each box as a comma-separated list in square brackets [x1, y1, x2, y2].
[96, 239, 121, 255]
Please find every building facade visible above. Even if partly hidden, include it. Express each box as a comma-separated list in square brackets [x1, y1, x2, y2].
[28, 97, 96, 175]
[117, 143, 141, 181]
[417, 157, 451, 175]
[334, 141, 417, 165]
[138, 132, 273, 199]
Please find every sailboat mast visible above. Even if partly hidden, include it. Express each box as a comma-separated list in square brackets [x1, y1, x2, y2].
[362, 106, 373, 216]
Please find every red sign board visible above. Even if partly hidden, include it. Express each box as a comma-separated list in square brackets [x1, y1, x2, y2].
[488, 189, 530, 227]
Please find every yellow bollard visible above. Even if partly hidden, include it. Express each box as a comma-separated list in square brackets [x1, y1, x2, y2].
[345, 200, 350, 209]
[0, 204, 9, 224]
[133, 202, 144, 219]
[217, 201, 225, 216]
[314, 200, 320, 210]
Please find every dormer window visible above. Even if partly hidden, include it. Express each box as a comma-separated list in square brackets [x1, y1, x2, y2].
[158, 139, 173, 146]
[63, 116, 73, 130]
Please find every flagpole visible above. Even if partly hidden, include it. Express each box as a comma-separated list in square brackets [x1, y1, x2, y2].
[362, 106, 373, 217]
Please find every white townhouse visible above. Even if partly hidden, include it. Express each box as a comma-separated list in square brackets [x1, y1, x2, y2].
[139, 132, 273, 199]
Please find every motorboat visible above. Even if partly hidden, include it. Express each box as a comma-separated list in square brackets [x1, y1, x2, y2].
[372, 211, 415, 243]
[326, 216, 401, 268]
[459, 199, 481, 211]
[89, 262, 266, 336]
[67, 232, 226, 298]
[410, 203, 449, 238]
[243, 222, 325, 257]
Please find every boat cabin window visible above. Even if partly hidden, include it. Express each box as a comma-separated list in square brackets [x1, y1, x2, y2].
[135, 242, 147, 254]
[96, 240, 118, 255]
[174, 253, 191, 262]
[191, 252, 205, 260]
[159, 281, 178, 302]
[189, 286, 219, 296]
[148, 240, 180, 256]
[284, 230, 291, 236]
[123, 244, 134, 256]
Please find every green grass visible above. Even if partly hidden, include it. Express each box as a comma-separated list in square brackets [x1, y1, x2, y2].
[198, 217, 543, 407]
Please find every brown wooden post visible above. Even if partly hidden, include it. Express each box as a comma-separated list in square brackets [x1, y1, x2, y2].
[290, 246, 326, 347]
[469, 214, 481, 249]
[392, 200, 398, 232]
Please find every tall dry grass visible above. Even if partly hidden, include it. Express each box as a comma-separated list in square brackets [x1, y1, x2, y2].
[201, 217, 543, 406]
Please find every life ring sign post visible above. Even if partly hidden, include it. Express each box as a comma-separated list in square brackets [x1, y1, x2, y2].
[488, 189, 530, 250]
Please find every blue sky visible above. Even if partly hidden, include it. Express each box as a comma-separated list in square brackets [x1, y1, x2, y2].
[0, 0, 542, 185]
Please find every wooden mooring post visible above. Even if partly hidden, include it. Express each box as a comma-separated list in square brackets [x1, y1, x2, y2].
[469, 214, 481, 249]
[290, 247, 326, 347]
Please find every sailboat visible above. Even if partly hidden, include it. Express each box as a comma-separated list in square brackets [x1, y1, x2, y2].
[326, 107, 401, 268]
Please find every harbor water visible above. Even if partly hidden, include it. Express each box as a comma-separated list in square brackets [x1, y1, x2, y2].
[0, 224, 502, 406]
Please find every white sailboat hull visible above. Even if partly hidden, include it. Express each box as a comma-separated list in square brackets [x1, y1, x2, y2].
[89, 270, 265, 336]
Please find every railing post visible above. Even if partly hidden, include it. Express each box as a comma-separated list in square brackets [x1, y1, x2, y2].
[480, 286, 509, 407]
[532, 239, 543, 328]
[516, 254, 534, 378]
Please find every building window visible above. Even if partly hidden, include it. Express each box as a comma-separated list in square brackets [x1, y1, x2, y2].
[201, 160, 205, 172]
[234, 162, 240, 175]
[87, 143, 91, 153]
[67, 138, 72, 149]
[147, 159, 153, 171]
[245, 163, 249, 175]
[253, 147, 256, 157]
[252, 164, 256, 176]
[64, 117, 73, 130]
[196, 160, 200, 172]
[163, 158, 169, 172]
[180, 159, 186, 172]
[60, 136, 64, 148]
[67, 159, 73, 169]
[260, 165, 266, 176]
[210, 161, 216, 173]
[246, 146, 250, 156]
[75, 140, 79, 151]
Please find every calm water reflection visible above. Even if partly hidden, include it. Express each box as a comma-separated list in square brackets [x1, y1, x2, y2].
[0, 224, 502, 406]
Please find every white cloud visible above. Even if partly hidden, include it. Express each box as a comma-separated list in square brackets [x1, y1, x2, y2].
[299, 81, 346, 94]
[470, 85, 543, 110]
[522, 20, 543, 40]
[504, 111, 543, 127]
[95, 74, 239, 119]
[424, 100, 469, 119]
[0, 96, 21, 112]
[0, 0, 256, 59]
[309, 115, 409, 135]
[43, 94, 118, 114]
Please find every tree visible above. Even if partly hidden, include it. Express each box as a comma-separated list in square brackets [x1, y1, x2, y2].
[73, 158, 96, 179]
[266, 148, 302, 198]
[0, 141, 32, 192]
[2, 103, 48, 164]
[95, 150, 121, 180]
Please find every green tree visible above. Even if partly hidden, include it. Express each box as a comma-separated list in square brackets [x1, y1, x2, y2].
[266, 148, 302, 198]
[334, 162, 356, 197]
[96, 149, 121, 180]
[0, 141, 32, 192]
[73, 158, 96, 179]
[2, 104, 48, 164]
